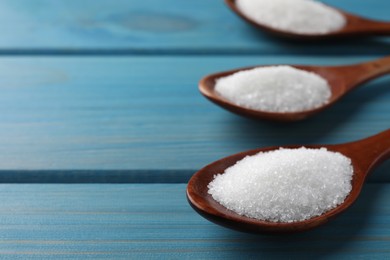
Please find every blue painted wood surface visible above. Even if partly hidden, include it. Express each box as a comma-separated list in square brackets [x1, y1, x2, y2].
[0, 184, 388, 259]
[0, 56, 387, 182]
[0, 0, 388, 55]
[0, 0, 388, 258]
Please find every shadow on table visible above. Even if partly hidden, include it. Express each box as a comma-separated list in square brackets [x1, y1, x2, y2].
[245, 26, 390, 56]
[225, 78, 390, 146]
[216, 184, 386, 258]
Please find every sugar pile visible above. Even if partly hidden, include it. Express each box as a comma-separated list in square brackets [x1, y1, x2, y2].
[236, 0, 346, 34]
[215, 66, 331, 113]
[208, 147, 353, 223]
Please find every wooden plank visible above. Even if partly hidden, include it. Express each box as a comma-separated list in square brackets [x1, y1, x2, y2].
[0, 0, 388, 54]
[0, 183, 388, 258]
[0, 56, 388, 183]
[0, 170, 194, 183]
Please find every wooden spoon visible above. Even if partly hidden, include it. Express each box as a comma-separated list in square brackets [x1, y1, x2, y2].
[199, 56, 390, 122]
[225, 0, 390, 39]
[187, 129, 390, 234]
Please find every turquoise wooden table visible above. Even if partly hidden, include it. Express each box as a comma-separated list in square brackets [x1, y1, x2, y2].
[0, 0, 389, 258]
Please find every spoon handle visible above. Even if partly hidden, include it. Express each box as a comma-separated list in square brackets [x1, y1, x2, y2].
[363, 20, 390, 36]
[337, 129, 390, 175]
[336, 56, 390, 90]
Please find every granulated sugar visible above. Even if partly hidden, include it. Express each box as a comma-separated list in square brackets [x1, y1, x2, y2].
[208, 147, 353, 223]
[236, 0, 346, 34]
[215, 66, 331, 113]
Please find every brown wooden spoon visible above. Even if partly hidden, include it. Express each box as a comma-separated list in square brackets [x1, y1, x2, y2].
[225, 0, 390, 39]
[200, 56, 390, 122]
[187, 129, 390, 234]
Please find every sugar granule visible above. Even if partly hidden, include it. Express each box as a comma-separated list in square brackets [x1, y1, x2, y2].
[208, 147, 353, 223]
[236, 0, 346, 34]
[215, 66, 331, 113]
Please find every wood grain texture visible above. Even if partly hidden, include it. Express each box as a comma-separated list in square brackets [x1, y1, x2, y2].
[0, 170, 195, 183]
[0, 0, 388, 54]
[0, 0, 388, 258]
[0, 183, 388, 259]
[0, 56, 388, 183]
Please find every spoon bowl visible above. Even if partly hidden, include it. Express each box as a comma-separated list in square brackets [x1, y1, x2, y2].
[225, 0, 390, 40]
[187, 129, 390, 233]
[199, 56, 390, 121]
